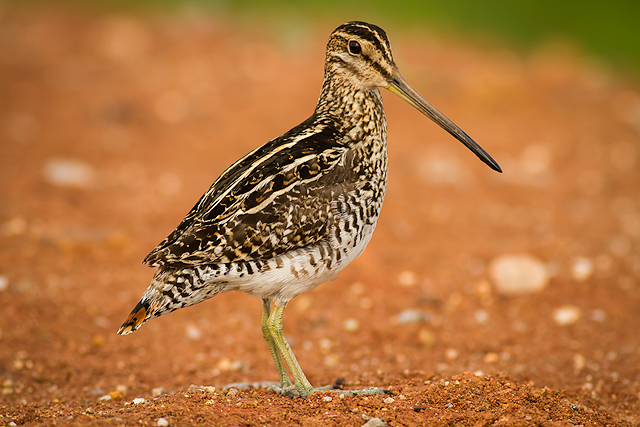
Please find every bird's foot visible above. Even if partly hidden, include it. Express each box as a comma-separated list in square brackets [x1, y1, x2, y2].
[266, 382, 303, 398]
[266, 379, 392, 398]
[313, 378, 393, 397]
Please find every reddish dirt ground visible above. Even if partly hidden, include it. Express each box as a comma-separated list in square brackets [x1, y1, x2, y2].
[1, 5, 640, 426]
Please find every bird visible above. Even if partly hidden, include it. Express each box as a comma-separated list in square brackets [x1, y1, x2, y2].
[118, 21, 501, 398]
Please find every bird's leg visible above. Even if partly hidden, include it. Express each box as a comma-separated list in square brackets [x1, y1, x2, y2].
[260, 298, 292, 389]
[267, 303, 314, 397]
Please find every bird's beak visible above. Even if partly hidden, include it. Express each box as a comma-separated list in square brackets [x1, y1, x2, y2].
[386, 67, 502, 173]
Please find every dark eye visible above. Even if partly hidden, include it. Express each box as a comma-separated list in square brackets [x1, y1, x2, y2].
[348, 40, 362, 55]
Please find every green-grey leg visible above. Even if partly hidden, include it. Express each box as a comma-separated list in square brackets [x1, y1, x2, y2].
[261, 299, 292, 389]
[264, 301, 389, 398]
[267, 303, 314, 397]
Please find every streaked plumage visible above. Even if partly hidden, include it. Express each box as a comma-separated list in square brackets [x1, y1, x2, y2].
[118, 21, 500, 398]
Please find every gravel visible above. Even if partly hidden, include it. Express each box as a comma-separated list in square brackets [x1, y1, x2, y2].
[489, 254, 549, 295]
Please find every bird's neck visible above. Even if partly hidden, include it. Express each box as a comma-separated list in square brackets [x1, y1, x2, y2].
[314, 69, 386, 137]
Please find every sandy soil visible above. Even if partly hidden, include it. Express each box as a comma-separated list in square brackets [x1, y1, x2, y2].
[1, 5, 639, 426]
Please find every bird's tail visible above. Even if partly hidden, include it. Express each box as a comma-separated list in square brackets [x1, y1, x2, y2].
[117, 299, 156, 335]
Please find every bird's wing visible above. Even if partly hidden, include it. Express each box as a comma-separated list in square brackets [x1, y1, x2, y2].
[143, 116, 355, 267]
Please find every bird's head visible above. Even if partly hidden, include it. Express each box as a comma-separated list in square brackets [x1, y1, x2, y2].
[326, 21, 502, 173]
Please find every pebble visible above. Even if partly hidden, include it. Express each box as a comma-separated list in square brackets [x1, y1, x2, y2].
[483, 352, 499, 363]
[362, 417, 388, 427]
[552, 305, 581, 326]
[85, 408, 95, 414]
[445, 348, 459, 360]
[42, 158, 96, 188]
[573, 354, 586, 371]
[157, 418, 169, 427]
[0, 276, 8, 292]
[397, 270, 419, 287]
[185, 324, 202, 341]
[396, 309, 430, 324]
[417, 328, 435, 347]
[132, 397, 146, 404]
[323, 396, 332, 402]
[152, 387, 167, 397]
[571, 257, 594, 282]
[106, 390, 123, 400]
[474, 309, 490, 325]
[98, 394, 112, 401]
[383, 397, 394, 404]
[489, 254, 549, 295]
[343, 318, 360, 332]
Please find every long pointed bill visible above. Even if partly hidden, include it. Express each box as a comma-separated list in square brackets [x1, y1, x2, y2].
[387, 68, 502, 173]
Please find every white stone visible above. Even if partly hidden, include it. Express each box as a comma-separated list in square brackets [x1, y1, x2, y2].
[553, 305, 581, 326]
[362, 417, 388, 427]
[185, 324, 202, 341]
[132, 397, 146, 404]
[396, 309, 429, 324]
[571, 257, 594, 282]
[43, 158, 96, 188]
[489, 254, 549, 295]
[157, 418, 169, 426]
[343, 318, 360, 332]
[397, 270, 418, 287]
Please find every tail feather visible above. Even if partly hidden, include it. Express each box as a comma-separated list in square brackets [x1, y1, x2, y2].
[117, 299, 156, 335]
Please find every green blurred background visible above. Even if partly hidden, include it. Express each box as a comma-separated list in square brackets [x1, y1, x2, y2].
[41, 0, 640, 75]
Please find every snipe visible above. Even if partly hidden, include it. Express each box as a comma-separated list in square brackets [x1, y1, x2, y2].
[118, 21, 501, 398]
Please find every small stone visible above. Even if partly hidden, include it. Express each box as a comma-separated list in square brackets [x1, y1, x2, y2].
[445, 348, 459, 360]
[573, 354, 586, 371]
[225, 388, 238, 398]
[185, 324, 202, 341]
[589, 309, 606, 322]
[483, 352, 499, 363]
[553, 305, 581, 326]
[571, 257, 594, 282]
[383, 397, 394, 404]
[152, 387, 167, 397]
[43, 158, 96, 188]
[2, 217, 27, 236]
[0, 276, 8, 292]
[418, 328, 435, 347]
[362, 417, 388, 427]
[474, 309, 490, 325]
[107, 391, 123, 400]
[318, 338, 332, 350]
[98, 394, 112, 401]
[132, 397, 146, 404]
[397, 270, 419, 287]
[323, 354, 339, 367]
[489, 254, 549, 295]
[323, 395, 333, 402]
[396, 309, 429, 324]
[157, 418, 169, 427]
[8, 422, 17, 427]
[343, 318, 360, 332]
[85, 408, 95, 414]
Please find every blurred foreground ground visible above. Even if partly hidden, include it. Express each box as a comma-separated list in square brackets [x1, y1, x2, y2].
[1, 4, 640, 426]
